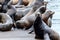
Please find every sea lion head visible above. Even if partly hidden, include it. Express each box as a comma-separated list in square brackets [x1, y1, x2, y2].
[39, 5, 46, 14]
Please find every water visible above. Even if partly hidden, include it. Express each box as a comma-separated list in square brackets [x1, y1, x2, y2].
[45, 0, 60, 35]
[46, 0, 60, 19]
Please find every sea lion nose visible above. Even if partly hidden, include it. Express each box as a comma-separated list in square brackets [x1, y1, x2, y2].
[35, 12, 42, 17]
[37, 12, 41, 16]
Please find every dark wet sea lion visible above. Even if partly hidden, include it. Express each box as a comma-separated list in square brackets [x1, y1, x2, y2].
[16, 7, 36, 29]
[34, 13, 45, 39]
[23, 0, 36, 6]
[6, 5, 17, 28]
[33, 13, 60, 40]
[34, 13, 50, 40]
[22, 0, 29, 6]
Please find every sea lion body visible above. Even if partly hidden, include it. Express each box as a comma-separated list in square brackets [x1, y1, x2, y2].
[33, 13, 60, 40]
[0, 13, 13, 31]
[16, 5, 46, 29]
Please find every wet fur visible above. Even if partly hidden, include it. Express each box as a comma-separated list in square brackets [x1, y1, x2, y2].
[33, 14, 60, 40]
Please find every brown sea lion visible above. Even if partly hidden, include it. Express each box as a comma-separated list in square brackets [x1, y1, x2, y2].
[32, 0, 48, 11]
[33, 13, 60, 40]
[15, 7, 36, 29]
[42, 10, 55, 27]
[16, 5, 46, 29]
[0, 0, 5, 4]
[14, 0, 46, 21]
[14, 7, 32, 21]
[23, 0, 36, 6]
[0, 13, 13, 31]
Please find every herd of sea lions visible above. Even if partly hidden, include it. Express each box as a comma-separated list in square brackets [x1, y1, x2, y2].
[0, 0, 60, 40]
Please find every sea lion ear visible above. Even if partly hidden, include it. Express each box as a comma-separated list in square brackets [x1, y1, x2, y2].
[39, 6, 46, 14]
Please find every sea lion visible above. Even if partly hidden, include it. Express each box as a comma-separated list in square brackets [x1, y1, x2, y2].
[23, 0, 36, 6]
[33, 13, 60, 40]
[32, 0, 48, 11]
[0, 0, 10, 13]
[0, 13, 13, 31]
[34, 13, 50, 40]
[28, 10, 55, 34]
[16, 5, 46, 29]
[42, 10, 55, 27]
